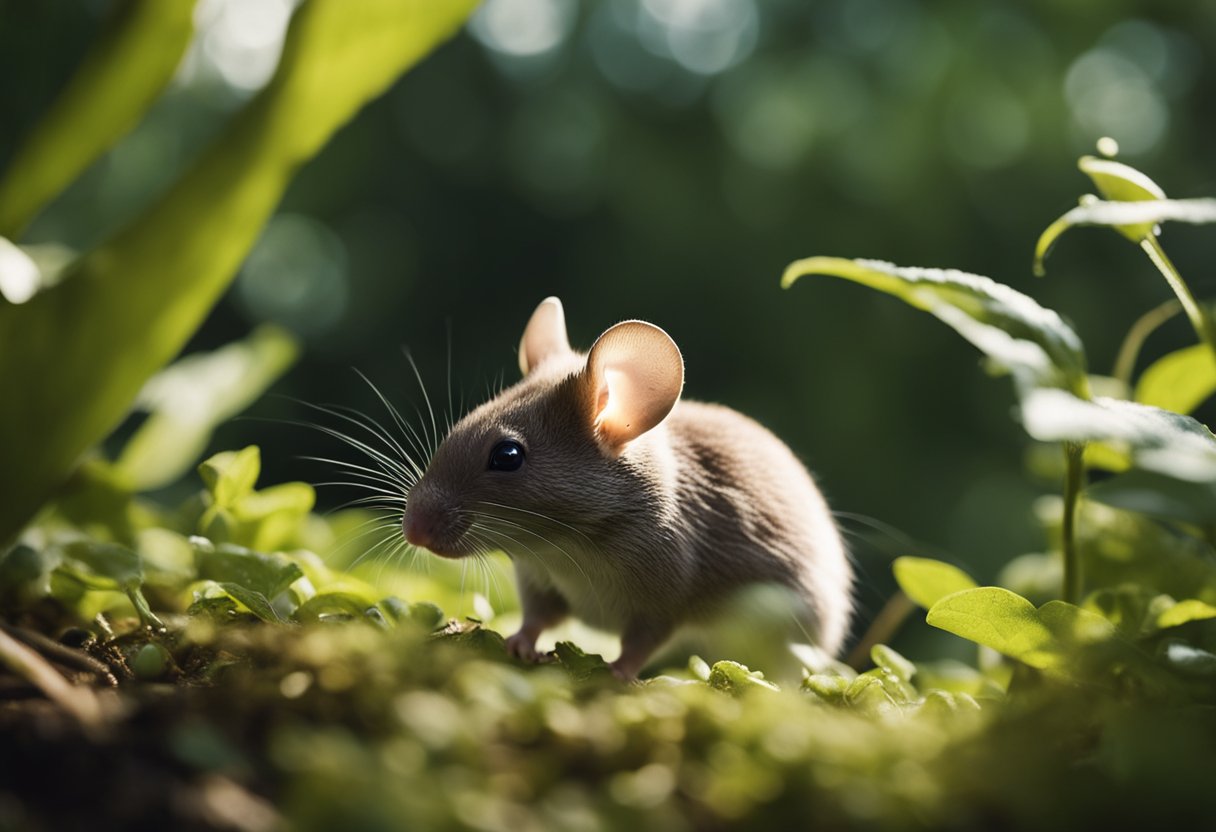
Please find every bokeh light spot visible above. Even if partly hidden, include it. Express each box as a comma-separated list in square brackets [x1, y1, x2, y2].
[237, 214, 349, 337]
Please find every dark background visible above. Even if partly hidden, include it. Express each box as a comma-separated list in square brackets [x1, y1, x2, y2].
[4, 0, 1215, 644]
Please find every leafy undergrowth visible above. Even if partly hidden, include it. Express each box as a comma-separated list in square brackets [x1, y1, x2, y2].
[9, 150, 1216, 830]
[3, 443, 1216, 832]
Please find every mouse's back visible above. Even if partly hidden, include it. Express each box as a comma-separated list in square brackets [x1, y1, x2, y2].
[664, 400, 853, 655]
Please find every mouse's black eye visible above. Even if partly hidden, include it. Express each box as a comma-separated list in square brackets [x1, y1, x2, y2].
[488, 440, 525, 472]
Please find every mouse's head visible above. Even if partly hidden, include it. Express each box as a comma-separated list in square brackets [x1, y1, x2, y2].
[400, 297, 684, 558]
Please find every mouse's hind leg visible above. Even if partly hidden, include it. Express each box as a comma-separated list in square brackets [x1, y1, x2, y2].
[611, 617, 674, 681]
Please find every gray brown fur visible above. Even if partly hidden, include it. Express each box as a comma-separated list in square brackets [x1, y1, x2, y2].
[402, 300, 853, 678]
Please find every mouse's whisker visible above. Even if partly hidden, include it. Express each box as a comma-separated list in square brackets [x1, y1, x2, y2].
[463, 528, 509, 608]
[349, 369, 433, 476]
[351, 368, 429, 472]
[309, 473, 406, 499]
[402, 347, 441, 460]
[327, 516, 403, 572]
[289, 399, 417, 479]
[290, 413, 416, 488]
[472, 501, 595, 547]
[330, 403, 426, 484]
[473, 518, 607, 625]
[314, 405, 423, 485]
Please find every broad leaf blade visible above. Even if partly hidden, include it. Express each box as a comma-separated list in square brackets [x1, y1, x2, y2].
[1021, 391, 1216, 482]
[893, 557, 977, 610]
[782, 257, 1088, 396]
[0, 0, 196, 238]
[115, 326, 299, 491]
[926, 587, 1059, 670]
[1036, 199, 1216, 277]
[1134, 344, 1216, 416]
[199, 447, 262, 508]
[1087, 469, 1216, 525]
[0, 0, 480, 546]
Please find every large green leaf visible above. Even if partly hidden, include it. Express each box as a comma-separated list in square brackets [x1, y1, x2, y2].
[892, 557, 977, 610]
[0, 0, 479, 546]
[1086, 469, 1216, 526]
[0, 0, 196, 238]
[782, 257, 1088, 396]
[1035, 198, 1216, 277]
[114, 326, 299, 491]
[926, 588, 1116, 671]
[1134, 344, 1216, 416]
[1020, 390, 1216, 483]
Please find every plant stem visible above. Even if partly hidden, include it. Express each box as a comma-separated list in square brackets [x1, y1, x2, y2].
[844, 591, 915, 671]
[1062, 442, 1085, 604]
[1110, 298, 1181, 388]
[1140, 236, 1216, 355]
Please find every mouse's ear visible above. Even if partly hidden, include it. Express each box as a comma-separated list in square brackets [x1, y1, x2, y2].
[519, 297, 572, 376]
[583, 321, 684, 453]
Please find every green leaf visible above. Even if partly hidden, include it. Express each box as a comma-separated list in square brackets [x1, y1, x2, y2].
[927, 588, 1058, 670]
[1086, 469, 1216, 526]
[1078, 156, 1166, 240]
[55, 540, 163, 628]
[295, 592, 374, 624]
[893, 557, 978, 610]
[58, 541, 143, 590]
[115, 326, 299, 491]
[707, 660, 780, 695]
[195, 543, 303, 600]
[216, 582, 284, 623]
[0, 0, 196, 238]
[1020, 391, 1216, 482]
[1157, 600, 1216, 630]
[1158, 640, 1216, 677]
[199, 447, 262, 508]
[802, 673, 850, 704]
[928, 588, 1120, 673]
[870, 644, 916, 683]
[1036, 200, 1216, 276]
[553, 641, 613, 683]
[1134, 344, 1216, 416]
[0, 0, 480, 546]
[782, 257, 1088, 396]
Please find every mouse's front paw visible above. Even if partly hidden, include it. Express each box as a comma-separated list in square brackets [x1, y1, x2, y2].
[506, 630, 551, 663]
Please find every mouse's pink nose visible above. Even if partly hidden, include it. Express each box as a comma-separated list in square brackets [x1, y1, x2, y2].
[402, 506, 439, 549]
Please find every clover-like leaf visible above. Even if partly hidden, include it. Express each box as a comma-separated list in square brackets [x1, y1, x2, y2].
[893, 557, 978, 610]
[199, 447, 262, 508]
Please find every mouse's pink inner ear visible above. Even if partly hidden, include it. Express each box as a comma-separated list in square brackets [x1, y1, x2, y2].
[585, 321, 684, 452]
[519, 296, 572, 375]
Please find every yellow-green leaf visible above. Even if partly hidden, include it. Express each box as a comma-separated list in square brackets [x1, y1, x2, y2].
[1135, 344, 1216, 415]
[0, 0, 479, 547]
[0, 0, 196, 238]
[893, 557, 978, 610]
[1157, 599, 1216, 630]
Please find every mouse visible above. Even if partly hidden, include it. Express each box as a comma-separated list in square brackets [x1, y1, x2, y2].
[401, 297, 853, 679]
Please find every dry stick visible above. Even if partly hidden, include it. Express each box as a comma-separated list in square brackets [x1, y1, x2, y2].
[0, 625, 105, 730]
[845, 590, 916, 671]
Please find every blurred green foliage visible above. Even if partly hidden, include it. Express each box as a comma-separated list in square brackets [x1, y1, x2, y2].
[5, 1, 1216, 829]
[0, 0, 476, 546]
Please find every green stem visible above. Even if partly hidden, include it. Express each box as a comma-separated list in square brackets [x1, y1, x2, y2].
[1140, 236, 1216, 355]
[1111, 298, 1181, 388]
[1062, 442, 1085, 604]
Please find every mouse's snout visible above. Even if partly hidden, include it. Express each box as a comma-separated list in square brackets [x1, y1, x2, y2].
[402, 484, 466, 558]
[402, 504, 438, 550]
